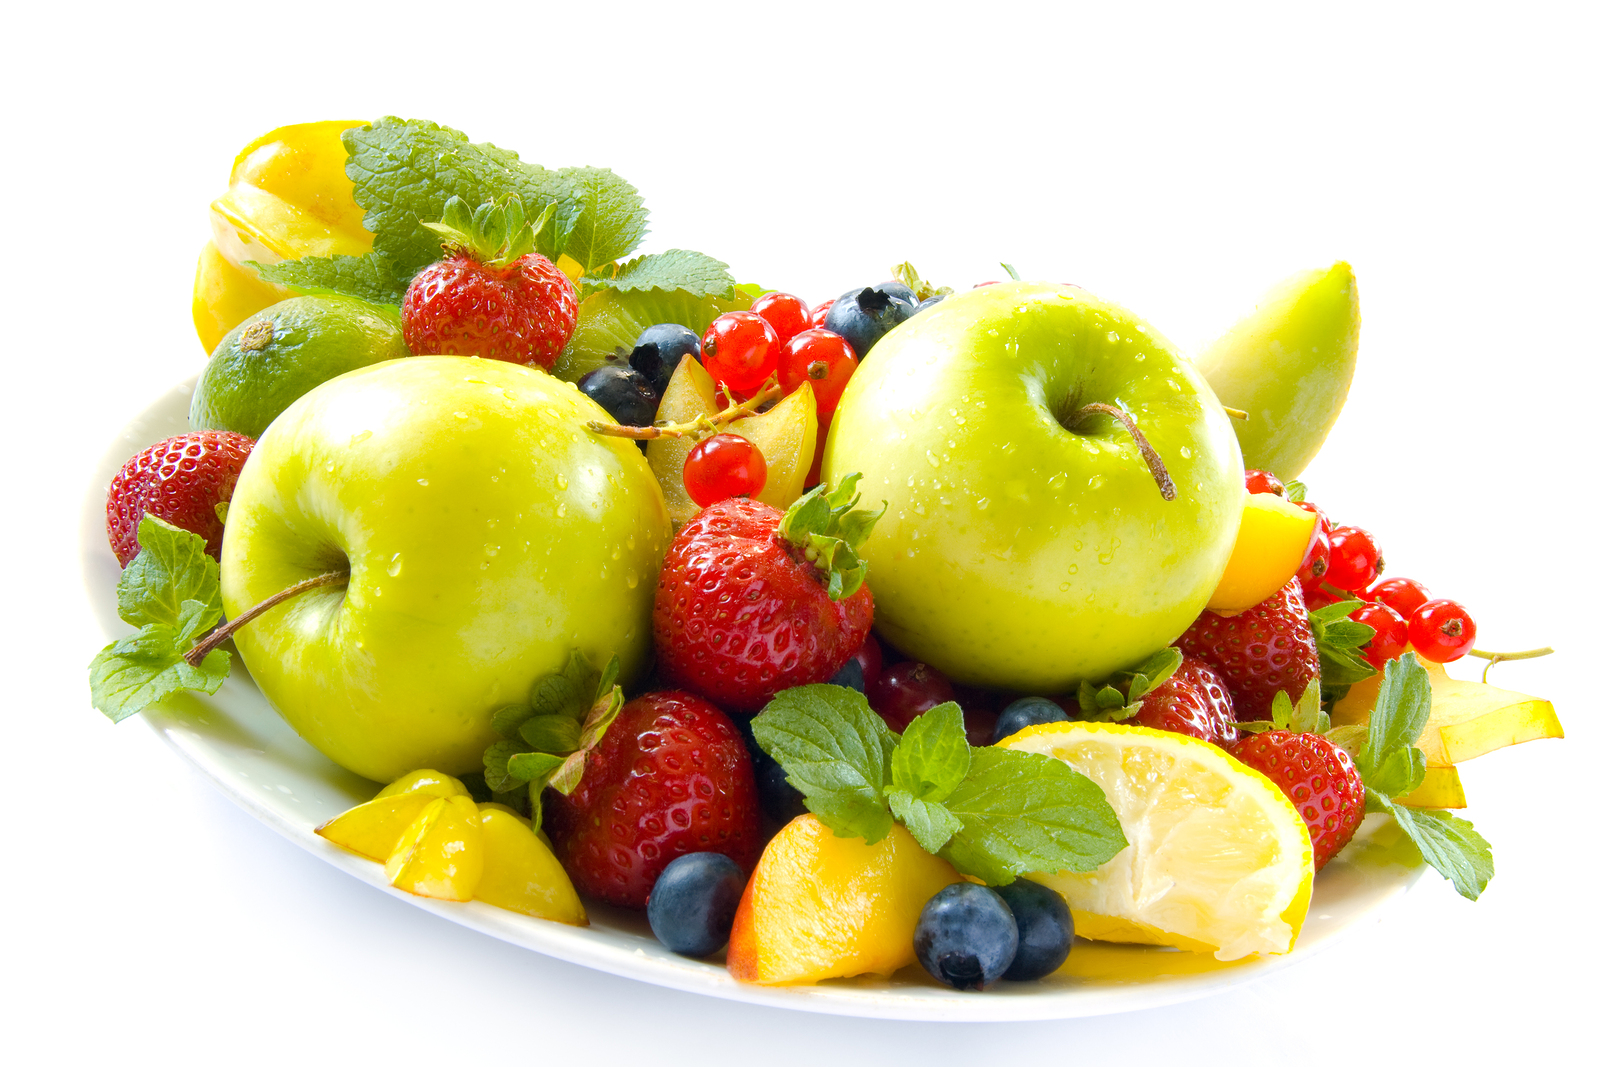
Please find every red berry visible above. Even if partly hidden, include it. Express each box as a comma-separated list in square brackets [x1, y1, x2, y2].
[1368, 577, 1432, 620]
[1231, 730, 1365, 870]
[868, 661, 957, 733]
[401, 251, 577, 368]
[750, 291, 812, 349]
[777, 329, 858, 422]
[1350, 601, 1408, 668]
[810, 299, 835, 328]
[1296, 525, 1331, 588]
[1129, 658, 1238, 747]
[851, 632, 885, 694]
[683, 434, 767, 508]
[702, 311, 779, 394]
[1325, 525, 1383, 592]
[106, 431, 255, 566]
[1243, 469, 1285, 496]
[544, 690, 761, 909]
[653, 497, 875, 712]
[1408, 599, 1477, 662]
[1177, 580, 1320, 721]
[1302, 583, 1341, 613]
[1295, 501, 1335, 540]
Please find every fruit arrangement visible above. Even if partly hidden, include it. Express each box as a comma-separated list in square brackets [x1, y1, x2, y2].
[89, 117, 1564, 994]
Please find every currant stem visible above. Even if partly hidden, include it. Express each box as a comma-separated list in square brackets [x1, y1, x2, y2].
[587, 378, 782, 440]
[182, 570, 351, 667]
[1466, 645, 1555, 683]
[1063, 402, 1177, 501]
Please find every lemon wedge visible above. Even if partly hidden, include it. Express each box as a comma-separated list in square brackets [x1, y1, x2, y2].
[998, 721, 1313, 961]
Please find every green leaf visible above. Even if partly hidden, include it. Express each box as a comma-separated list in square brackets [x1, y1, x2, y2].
[1270, 690, 1294, 730]
[1367, 745, 1427, 799]
[528, 651, 598, 721]
[1360, 653, 1431, 771]
[751, 684, 896, 844]
[1282, 479, 1308, 502]
[117, 516, 221, 630]
[483, 739, 533, 793]
[558, 166, 649, 273]
[519, 714, 582, 753]
[775, 474, 885, 601]
[938, 748, 1127, 886]
[253, 255, 409, 307]
[886, 788, 963, 855]
[1325, 723, 1368, 757]
[580, 249, 737, 300]
[1289, 678, 1322, 733]
[89, 628, 229, 723]
[1376, 796, 1494, 899]
[890, 703, 970, 803]
[490, 703, 535, 739]
[506, 750, 565, 784]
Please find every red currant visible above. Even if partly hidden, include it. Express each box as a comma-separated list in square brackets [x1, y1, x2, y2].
[1368, 577, 1432, 620]
[1296, 525, 1332, 588]
[1302, 582, 1342, 613]
[1350, 601, 1408, 668]
[868, 661, 957, 733]
[682, 433, 767, 507]
[1295, 501, 1335, 540]
[810, 299, 835, 329]
[1244, 469, 1285, 496]
[750, 292, 812, 349]
[1408, 599, 1477, 662]
[701, 311, 779, 394]
[778, 329, 858, 422]
[1325, 525, 1383, 592]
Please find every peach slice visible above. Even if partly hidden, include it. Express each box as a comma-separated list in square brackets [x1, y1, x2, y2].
[315, 771, 470, 861]
[727, 814, 960, 985]
[384, 795, 483, 902]
[474, 807, 587, 925]
[1206, 493, 1317, 612]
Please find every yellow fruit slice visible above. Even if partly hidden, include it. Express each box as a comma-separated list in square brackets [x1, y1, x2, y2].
[999, 722, 1313, 961]
[375, 770, 470, 800]
[1397, 765, 1466, 809]
[1206, 493, 1317, 612]
[191, 240, 290, 354]
[474, 808, 587, 925]
[315, 770, 470, 860]
[384, 795, 483, 902]
[648, 355, 721, 524]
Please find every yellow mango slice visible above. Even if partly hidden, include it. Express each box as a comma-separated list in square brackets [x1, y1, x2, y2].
[474, 808, 587, 925]
[316, 771, 468, 860]
[191, 240, 290, 354]
[384, 795, 484, 902]
[727, 815, 961, 985]
[1206, 493, 1317, 612]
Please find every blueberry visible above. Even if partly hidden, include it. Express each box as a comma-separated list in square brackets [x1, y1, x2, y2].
[911, 293, 946, 315]
[875, 280, 918, 304]
[992, 696, 1068, 744]
[646, 852, 747, 957]
[828, 657, 867, 694]
[629, 323, 701, 395]
[994, 880, 1074, 981]
[913, 883, 1018, 990]
[578, 365, 659, 426]
[823, 286, 917, 359]
[756, 758, 808, 825]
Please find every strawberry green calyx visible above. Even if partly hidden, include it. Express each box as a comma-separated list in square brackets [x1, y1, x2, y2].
[1236, 678, 1327, 737]
[1076, 647, 1184, 721]
[1308, 599, 1378, 701]
[775, 473, 886, 601]
[422, 195, 557, 269]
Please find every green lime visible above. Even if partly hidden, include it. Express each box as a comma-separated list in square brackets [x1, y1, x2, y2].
[191, 295, 410, 438]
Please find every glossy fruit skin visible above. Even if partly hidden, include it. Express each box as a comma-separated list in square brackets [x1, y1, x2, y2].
[993, 697, 1069, 744]
[995, 880, 1075, 981]
[1350, 601, 1408, 668]
[702, 310, 780, 394]
[913, 883, 1019, 991]
[402, 251, 578, 368]
[107, 431, 255, 566]
[1296, 525, 1332, 588]
[1232, 730, 1365, 870]
[829, 631, 884, 694]
[630, 322, 702, 395]
[868, 661, 958, 733]
[809, 299, 835, 328]
[579, 365, 660, 427]
[825, 281, 1245, 692]
[1129, 658, 1239, 747]
[822, 286, 917, 360]
[683, 433, 768, 508]
[1243, 469, 1285, 496]
[647, 852, 749, 957]
[1409, 599, 1477, 662]
[1206, 492, 1318, 612]
[221, 358, 670, 781]
[1369, 577, 1431, 619]
[546, 691, 760, 909]
[750, 292, 812, 349]
[653, 496, 875, 712]
[1325, 525, 1383, 592]
[777, 329, 858, 422]
[1177, 580, 1319, 722]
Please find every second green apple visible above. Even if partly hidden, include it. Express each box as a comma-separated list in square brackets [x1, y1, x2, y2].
[823, 282, 1244, 692]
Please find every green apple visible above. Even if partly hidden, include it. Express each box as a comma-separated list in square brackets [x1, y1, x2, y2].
[821, 281, 1243, 692]
[219, 356, 671, 783]
[1196, 262, 1359, 479]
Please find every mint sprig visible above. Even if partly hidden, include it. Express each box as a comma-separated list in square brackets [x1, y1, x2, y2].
[89, 516, 231, 722]
[253, 254, 408, 308]
[751, 684, 1128, 885]
[776, 473, 886, 600]
[580, 249, 737, 300]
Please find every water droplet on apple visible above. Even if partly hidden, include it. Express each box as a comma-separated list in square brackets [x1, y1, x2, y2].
[556, 473, 569, 490]
[387, 553, 402, 577]
[626, 569, 639, 589]
[417, 478, 429, 487]
[1068, 563, 1079, 574]
[557, 503, 567, 518]
[1059, 580, 1072, 592]
[925, 450, 941, 468]
[912, 501, 926, 516]
[1074, 540, 1084, 551]
[976, 497, 990, 510]
[349, 430, 372, 446]
[1179, 446, 1192, 459]
[486, 545, 500, 557]
[1086, 475, 1104, 491]
[1133, 352, 1145, 362]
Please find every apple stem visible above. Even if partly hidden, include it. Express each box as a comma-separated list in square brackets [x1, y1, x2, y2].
[1063, 402, 1177, 501]
[586, 378, 783, 441]
[1466, 645, 1554, 683]
[1224, 406, 1249, 421]
[182, 570, 351, 667]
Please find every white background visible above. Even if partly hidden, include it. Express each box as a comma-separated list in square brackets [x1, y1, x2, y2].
[5, 1, 1595, 1061]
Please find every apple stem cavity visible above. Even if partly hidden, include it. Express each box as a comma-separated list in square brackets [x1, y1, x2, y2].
[181, 570, 351, 667]
[1062, 402, 1177, 501]
[587, 378, 782, 441]
[1467, 645, 1555, 683]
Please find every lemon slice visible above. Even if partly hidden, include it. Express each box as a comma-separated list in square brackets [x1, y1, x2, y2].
[998, 721, 1313, 961]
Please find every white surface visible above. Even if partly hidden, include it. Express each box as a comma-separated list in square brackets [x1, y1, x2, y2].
[5, 0, 1596, 1061]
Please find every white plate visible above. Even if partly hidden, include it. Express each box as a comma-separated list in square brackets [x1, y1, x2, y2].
[82, 376, 1427, 1022]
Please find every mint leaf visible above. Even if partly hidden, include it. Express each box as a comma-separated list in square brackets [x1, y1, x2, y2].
[886, 788, 963, 854]
[1374, 796, 1494, 899]
[891, 703, 969, 802]
[751, 684, 896, 844]
[118, 515, 221, 629]
[1367, 745, 1427, 798]
[253, 255, 409, 307]
[559, 166, 648, 273]
[1359, 652, 1431, 775]
[1282, 479, 1308, 502]
[89, 628, 229, 723]
[939, 748, 1127, 886]
[581, 249, 737, 300]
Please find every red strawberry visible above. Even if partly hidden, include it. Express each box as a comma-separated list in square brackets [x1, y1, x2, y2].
[1176, 579, 1319, 721]
[544, 690, 761, 908]
[1130, 658, 1239, 747]
[400, 196, 577, 369]
[653, 477, 880, 712]
[106, 431, 254, 566]
[1232, 730, 1365, 870]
